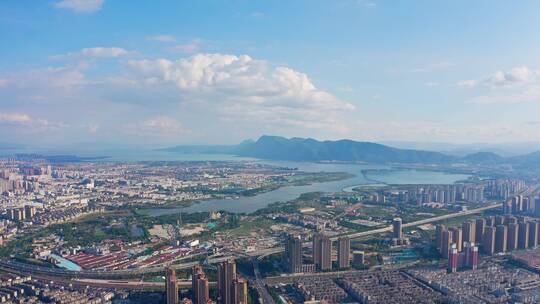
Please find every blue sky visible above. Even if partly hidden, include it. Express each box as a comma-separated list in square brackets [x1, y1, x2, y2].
[2, 0, 540, 147]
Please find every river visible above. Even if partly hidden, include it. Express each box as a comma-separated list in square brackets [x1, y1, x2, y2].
[147, 160, 470, 216]
[3, 147, 470, 215]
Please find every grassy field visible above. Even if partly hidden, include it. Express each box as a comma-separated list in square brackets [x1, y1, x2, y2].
[228, 218, 275, 236]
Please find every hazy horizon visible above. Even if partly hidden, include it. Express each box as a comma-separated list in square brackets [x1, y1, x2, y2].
[4, 135, 540, 158]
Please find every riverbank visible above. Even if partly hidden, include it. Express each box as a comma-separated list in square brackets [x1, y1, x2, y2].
[143, 165, 470, 216]
[132, 171, 355, 212]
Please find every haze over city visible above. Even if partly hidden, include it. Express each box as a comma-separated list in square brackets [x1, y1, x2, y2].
[3, 1, 540, 148]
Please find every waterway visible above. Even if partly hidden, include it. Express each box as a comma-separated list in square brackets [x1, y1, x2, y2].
[3, 147, 471, 215]
[147, 160, 471, 216]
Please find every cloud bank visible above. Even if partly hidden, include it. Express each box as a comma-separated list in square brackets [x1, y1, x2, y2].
[124, 53, 354, 131]
[0, 52, 354, 143]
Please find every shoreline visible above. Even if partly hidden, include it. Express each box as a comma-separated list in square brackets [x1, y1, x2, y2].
[133, 171, 356, 214]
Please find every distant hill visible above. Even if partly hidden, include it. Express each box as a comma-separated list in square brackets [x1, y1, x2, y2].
[509, 151, 540, 168]
[165, 135, 457, 164]
[461, 152, 504, 164]
[232, 135, 456, 163]
[163, 135, 540, 166]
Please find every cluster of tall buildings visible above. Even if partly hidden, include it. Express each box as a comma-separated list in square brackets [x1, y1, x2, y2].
[381, 184, 485, 205]
[284, 233, 352, 273]
[437, 214, 540, 267]
[0, 179, 39, 193]
[6, 205, 36, 221]
[283, 234, 304, 273]
[0, 166, 51, 193]
[481, 216, 540, 255]
[17, 165, 52, 176]
[436, 221, 480, 272]
[372, 179, 527, 206]
[217, 259, 248, 304]
[192, 266, 210, 304]
[447, 241, 479, 273]
[313, 233, 333, 271]
[165, 260, 248, 304]
[503, 195, 540, 217]
[485, 179, 526, 200]
[283, 218, 404, 273]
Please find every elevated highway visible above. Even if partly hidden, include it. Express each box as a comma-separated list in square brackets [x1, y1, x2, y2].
[253, 202, 503, 258]
[0, 203, 504, 280]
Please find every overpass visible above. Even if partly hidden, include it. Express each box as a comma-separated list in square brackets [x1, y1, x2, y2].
[0, 203, 503, 280]
[341, 202, 503, 241]
[252, 202, 503, 258]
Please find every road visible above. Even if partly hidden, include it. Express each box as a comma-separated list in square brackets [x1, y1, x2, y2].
[0, 202, 505, 282]
[341, 202, 502, 240]
[0, 255, 235, 280]
[247, 202, 504, 259]
[0, 197, 522, 301]
[251, 257, 276, 304]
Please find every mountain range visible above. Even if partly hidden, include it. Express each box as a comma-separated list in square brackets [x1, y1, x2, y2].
[162, 135, 540, 166]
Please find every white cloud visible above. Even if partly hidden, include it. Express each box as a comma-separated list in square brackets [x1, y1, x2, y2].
[125, 53, 353, 131]
[459, 66, 539, 88]
[127, 53, 352, 109]
[88, 123, 99, 133]
[0, 65, 88, 112]
[0, 52, 356, 143]
[0, 66, 87, 93]
[457, 79, 477, 88]
[122, 116, 188, 140]
[122, 53, 354, 133]
[460, 66, 540, 105]
[0, 113, 32, 123]
[167, 39, 203, 54]
[424, 82, 439, 87]
[54, 0, 104, 13]
[466, 86, 540, 105]
[485, 66, 538, 87]
[142, 116, 185, 133]
[52, 47, 129, 60]
[23, 66, 87, 90]
[0, 113, 66, 131]
[147, 35, 177, 43]
[80, 47, 128, 58]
